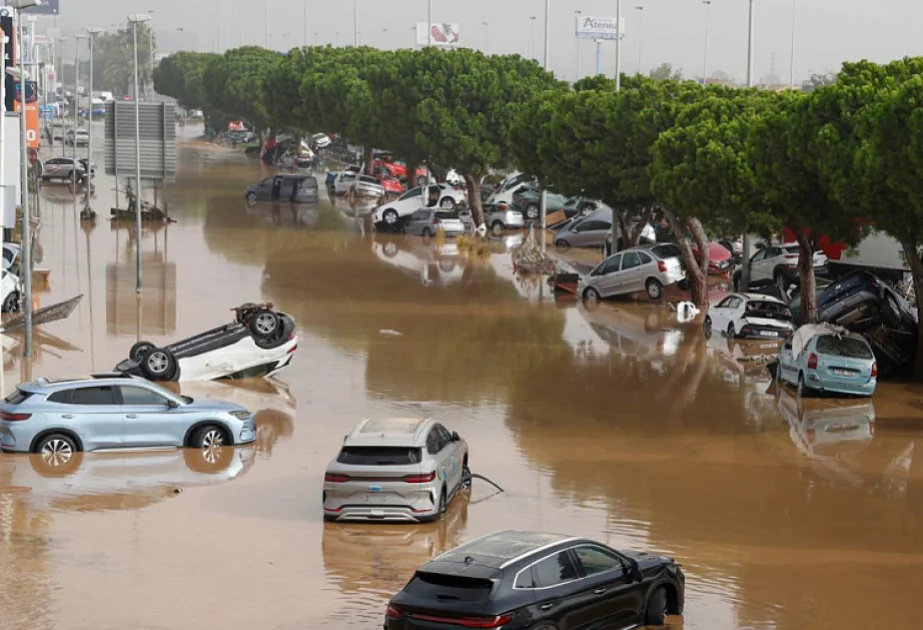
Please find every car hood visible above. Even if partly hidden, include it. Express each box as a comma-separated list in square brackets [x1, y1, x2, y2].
[185, 397, 249, 414]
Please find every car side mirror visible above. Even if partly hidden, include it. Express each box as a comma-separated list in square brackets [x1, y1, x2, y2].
[629, 560, 642, 582]
[167, 399, 180, 409]
[451, 431, 460, 442]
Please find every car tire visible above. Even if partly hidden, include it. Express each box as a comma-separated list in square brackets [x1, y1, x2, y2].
[421, 227, 433, 238]
[555, 239, 570, 251]
[727, 322, 736, 339]
[246, 191, 257, 206]
[34, 433, 80, 471]
[2, 290, 21, 314]
[130, 340, 156, 362]
[583, 287, 601, 307]
[774, 270, 787, 294]
[141, 347, 177, 381]
[491, 221, 504, 235]
[184, 441, 233, 473]
[525, 204, 539, 220]
[439, 197, 456, 210]
[797, 372, 812, 398]
[703, 315, 713, 339]
[416, 175, 428, 187]
[249, 309, 281, 340]
[644, 587, 668, 625]
[438, 486, 448, 518]
[191, 425, 227, 450]
[646, 278, 664, 301]
[382, 209, 399, 229]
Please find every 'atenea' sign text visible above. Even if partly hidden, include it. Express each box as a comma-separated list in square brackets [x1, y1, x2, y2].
[575, 15, 626, 40]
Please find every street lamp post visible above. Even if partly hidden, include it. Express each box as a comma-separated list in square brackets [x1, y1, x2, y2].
[353, 0, 358, 45]
[634, 6, 643, 75]
[789, 0, 796, 89]
[615, 0, 622, 90]
[530, 16, 537, 60]
[148, 10, 155, 98]
[86, 28, 102, 211]
[482, 21, 488, 53]
[574, 10, 581, 81]
[304, 0, 308, 46]
[702, 0, 711, 86]
[74, 34, 85, 160]
[264, 0, 268, 47]
[129, 14, 151, 294]
[741, 0, 755, 289]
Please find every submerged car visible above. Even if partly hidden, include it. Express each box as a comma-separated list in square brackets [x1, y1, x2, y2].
[114, 303, 297, 382]
[41, 157, 95, 184]
[384, 530, 685, 629]
[0, 374, 257, 456]
[579, 243, 686, 302]
[511, 187, 571, 221]
[458, 202, 525, 234]
[245, 174, 319, 205]
[815, 270, 917, 377]
[776, 324, 878, 397]
[404, 209, 466, 238]
[323, 417, 469, 523]
[333, 172, 384, 198]
[705, 292, 795, 340]
[0, 267, 21, 313]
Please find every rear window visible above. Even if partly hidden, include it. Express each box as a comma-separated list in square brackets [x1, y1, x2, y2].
[4, 390, 31, 405]
[652, 244, 682, 259]
[404, 572, 494, 602]
[336, 446, 422, 466]
[816, 335, 873, 359]
[784, 246, 800, 255]
[435, 211, 456, 220]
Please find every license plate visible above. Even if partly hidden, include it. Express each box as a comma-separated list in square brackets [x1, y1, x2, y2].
[368, 485, 382, 493]
[827, 423, 859, 433]
[832, 369, 857, 376]
[759, 331, 778, 337]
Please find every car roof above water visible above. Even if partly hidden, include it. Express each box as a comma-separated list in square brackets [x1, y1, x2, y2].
[430, 530, 580, 571]
[344, 417, 433, 446]
[19, 373, 143, 392]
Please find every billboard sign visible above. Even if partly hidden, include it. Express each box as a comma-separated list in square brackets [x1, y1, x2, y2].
[0, 7, 14, 112]
[416, 22, 460, 47]
[575, 15, 625, 40]
[13, 80, 39, 148]
[22, 0, 59, 16]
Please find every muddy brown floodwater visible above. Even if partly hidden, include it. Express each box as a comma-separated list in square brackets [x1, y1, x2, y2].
[0, 123, 921, 629]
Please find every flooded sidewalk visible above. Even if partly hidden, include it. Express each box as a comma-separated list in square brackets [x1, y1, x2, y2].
[0, 128, 921, 629]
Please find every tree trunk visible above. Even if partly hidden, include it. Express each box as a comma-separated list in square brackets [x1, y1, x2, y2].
[464, 174, 485, 229]
[429, 163, 448, 184]
[363, 145, 374, 176]
[901, 241, 923, 380]
[793, 228, 817, 325]
[665, 210, 709, 308]
[631, 207, 654, 246]
[617, 212, 631, 251]
[406, 160, 420, 190]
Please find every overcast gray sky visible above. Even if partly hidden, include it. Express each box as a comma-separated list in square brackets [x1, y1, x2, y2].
[48, 0, 923, 84]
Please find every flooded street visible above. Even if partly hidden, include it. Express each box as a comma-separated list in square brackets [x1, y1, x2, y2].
[1, 124, 922, 629]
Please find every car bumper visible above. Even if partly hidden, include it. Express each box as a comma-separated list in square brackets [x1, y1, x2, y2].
[737, 324, 793, 339]
[0, 426, 27, 452]
[805, 372, 877, 396]
[324, 505, 439, 523]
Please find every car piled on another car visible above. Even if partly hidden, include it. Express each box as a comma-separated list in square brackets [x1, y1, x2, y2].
[775, 323, 878, 397]
[114, 303, 297, 382]
[383, 530, 685, 629]
[403, 209, 466, 238]
[458, 202, 525, 234]
[579, 243, 686, 302]
[733, 242, 829, 292]
[705, 292, 796, 340]
[372, 184, 467, 230]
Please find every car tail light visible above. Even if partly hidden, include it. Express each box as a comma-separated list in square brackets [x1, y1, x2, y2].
[401, 613, 515, 628]
[807, 353, 818, 369]
[324, 472, 349, 483]
[403, 471, 437, 483]
[0, 411, 31, 421]
[385, 604, 403, 619]
[657, 261, 667, 273]
[740, 327, 753, 336]
[871, 362, 878, 378]
[287, 344, 298, 354]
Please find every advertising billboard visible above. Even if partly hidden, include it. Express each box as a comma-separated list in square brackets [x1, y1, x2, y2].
[0, 7, 14, 112]
[575, 15, 625, 40]
[22, 0, 59, 16]
[416, 22, 460, 47]
[13, 80, 39, 149]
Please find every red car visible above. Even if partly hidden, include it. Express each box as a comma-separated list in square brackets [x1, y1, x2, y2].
[373, 152, 429, 185]
[380, 176, 404, 195]
[692, 242, 733, 275]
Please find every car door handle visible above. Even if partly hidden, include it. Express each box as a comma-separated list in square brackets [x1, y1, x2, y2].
[594, 588, 607, 595]
[539, 604, 554, 611]
[61, 415, 74, 419]
[125, 414, 138, 419]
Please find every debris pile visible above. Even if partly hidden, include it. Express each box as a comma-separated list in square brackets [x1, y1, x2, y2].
[512, 229, 555, 274]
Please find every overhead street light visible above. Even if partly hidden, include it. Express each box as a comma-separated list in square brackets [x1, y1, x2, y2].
[128, 13, 151, 294]
[85, 27, 103, 210]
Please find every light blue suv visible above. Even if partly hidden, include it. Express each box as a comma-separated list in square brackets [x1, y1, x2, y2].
[0, 374, 256, 461]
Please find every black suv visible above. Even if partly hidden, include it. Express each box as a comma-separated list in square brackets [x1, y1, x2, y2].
[384, 530, 684, 629]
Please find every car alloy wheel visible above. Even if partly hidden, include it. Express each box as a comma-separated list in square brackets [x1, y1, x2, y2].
[147, 350, 171, 375]
[246, 192, 257, 206]
[41, 437, 74, 467]
[646, 279, 664, 301]
[727, 323, 736, 338]
[525, 204, 539, 220]
[491, 221, 504, 236]
[583, 287, 601, 306]
[254, 312, 278, 336]
[383, 209, 398, 225]
[199, 427, 225, 449]
[439, 197, 456, 210]
[2, 291, 21, 313]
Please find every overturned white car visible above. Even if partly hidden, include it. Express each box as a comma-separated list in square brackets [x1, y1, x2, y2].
[114, 303, 298, 382]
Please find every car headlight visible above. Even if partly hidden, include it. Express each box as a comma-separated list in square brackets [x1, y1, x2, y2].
[229, 410, 252, 421]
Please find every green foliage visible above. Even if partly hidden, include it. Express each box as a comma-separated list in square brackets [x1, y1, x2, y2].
[649, 62, 683, 82]
[153, 51, 219, 112]
[94, 21, 156, 95]
[202, 47, 283, 129]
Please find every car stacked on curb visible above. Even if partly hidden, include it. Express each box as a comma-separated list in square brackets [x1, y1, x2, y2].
[323, 417, 469, 523]
[775, 324, 878, 397]
[704, 293, 796, 340]
[373, 184, 468, 231]
[114, 303, 297, 382]
[0, 374, 257, 457]
[384, 530, 685, 629]
[579, 243, 686, 302]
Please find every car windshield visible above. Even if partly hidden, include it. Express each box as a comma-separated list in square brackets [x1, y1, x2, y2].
[336, 446, 422, 466]
[783, 246, 801, 255]
[816, 335, 873, 359]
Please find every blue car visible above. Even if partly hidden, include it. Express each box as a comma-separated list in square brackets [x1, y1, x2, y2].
[0, 374, 256, 462]
[776, 325, 878, 397]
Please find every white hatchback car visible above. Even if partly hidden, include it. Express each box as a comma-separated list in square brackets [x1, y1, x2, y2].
[372, 184, 467, 229]
[704, 292, 796, 340]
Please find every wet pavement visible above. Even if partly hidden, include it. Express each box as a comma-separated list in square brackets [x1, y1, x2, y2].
[0, 122, 921, 628]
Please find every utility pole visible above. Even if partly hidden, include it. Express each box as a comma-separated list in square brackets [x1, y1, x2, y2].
[702, 0, 711, 86]
[634, 6, 643, 75]
[574, 10, 582, 81]
[129, 14, 151, 294]
[789, 0, 796, 89]
[741, 0, 755, 290]
[540, 0, 550, 250]
[615, 0, 622, 90]
[86, 28, 102, 210]
[73, 35, 83, 159]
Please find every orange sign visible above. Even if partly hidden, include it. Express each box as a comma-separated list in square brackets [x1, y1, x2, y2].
[13, 99, 39, 149]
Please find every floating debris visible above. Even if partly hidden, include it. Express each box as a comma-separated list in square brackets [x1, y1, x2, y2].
[379, 329, 403, 337]
[511, 228, 555, 275]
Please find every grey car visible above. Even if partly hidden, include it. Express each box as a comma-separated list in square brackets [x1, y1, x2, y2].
[0, 374, 257, 460]
[246, 174, 319, 205]
[323, 417, 469, 522]
[458, 203, 525, 234]
[41, 157, 96, 184]
[578, 243, 687, 302]
[404, 208, 466, 238]
[554, 212, 613, 249]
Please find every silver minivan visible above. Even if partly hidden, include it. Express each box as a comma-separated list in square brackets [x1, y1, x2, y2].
[578, 243, 686, 302]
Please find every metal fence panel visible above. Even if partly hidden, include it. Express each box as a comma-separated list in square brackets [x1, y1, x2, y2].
[104, 101, 176, 180]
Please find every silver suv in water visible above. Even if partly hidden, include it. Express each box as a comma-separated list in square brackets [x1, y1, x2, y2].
[323, 417, 469, 523]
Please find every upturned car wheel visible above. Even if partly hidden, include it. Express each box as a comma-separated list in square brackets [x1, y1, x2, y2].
[249, 309, 281, 339]
[416, 175, 428, 187]
[2, 291, 21, 313]
[646, 278, 664, 301]
[246, 191, 257, 206]
[644, 587, 668, 625]
[525, 204, 539, 220]
[439, 197, 456, 210]
[491, 221, 504, 236]
[35, 433, 79, 467]
[141, 348, 177, 381]
[192, 425, 226, 449]
[130, 340, 156, 362]
[703, 315, 713, 339]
